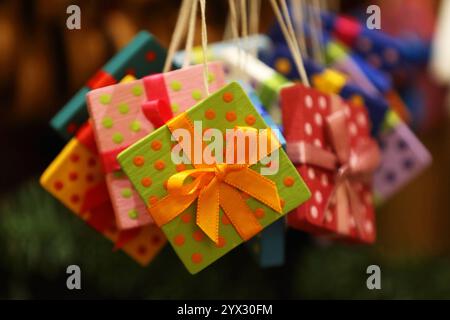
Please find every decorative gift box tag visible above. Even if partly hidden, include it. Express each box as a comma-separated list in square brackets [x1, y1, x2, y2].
[118, 82, 310, 273]
[40, 123, 166, 266]
[51, 31, 166, 140]
[281, 84, 380, 243]
[87, 62, 226, 230]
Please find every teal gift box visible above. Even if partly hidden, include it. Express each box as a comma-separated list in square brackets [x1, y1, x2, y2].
[51, 31, 166, 140]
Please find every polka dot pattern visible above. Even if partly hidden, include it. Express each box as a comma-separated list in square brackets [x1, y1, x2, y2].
[192, 89, 202, 101]
[154, 160, 165, 170]
[151, 140, 162, 151]
[112, 133, 124, 144]
[205, 109, 216, 120]
[133, 156, 145, 167]
[274, 57, 292, 75]
[141, 177, 152, 187]
[222, 92, 234, 103]
[99, 94, 111, 105]
[118, 103, 130, 114]
[225, 111, 237, 122]
[102, 117, 113, 128]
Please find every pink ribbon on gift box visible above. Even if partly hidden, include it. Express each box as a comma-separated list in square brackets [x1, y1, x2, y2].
[287, 95, 381, 237]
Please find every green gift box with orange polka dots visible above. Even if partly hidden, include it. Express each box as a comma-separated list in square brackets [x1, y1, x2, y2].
[117, 82, 311, 274]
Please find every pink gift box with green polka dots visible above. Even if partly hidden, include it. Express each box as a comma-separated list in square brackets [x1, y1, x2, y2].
[117, 82, 311, 274]
[86, 63, 226, 230]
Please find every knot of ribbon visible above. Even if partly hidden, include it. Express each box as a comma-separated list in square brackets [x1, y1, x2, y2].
[148, 113, 283, 244]
[287, 95, 380, 237]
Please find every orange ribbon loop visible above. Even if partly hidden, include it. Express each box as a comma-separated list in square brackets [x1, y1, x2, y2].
[148, 112, 283, 244]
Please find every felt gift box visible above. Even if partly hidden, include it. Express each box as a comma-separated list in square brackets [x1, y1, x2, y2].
[309, 69, 432, 204]
[40, 123, 166, 266]
[281, 84, 380, 243]
[51, 31, 166, 140]
[86, 62, 226, 230]
[374, 111, 432, 203]
[118, 82, 310, 273]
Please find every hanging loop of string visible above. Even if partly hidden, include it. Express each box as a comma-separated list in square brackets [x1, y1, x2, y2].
[162, 0, 209, 96]
[309, 0, 325, 64]
[270, 0, 310, 86]
[291, 0, 308, 59]
[183, 0, 199, 68]
[163, 0, 192, 72]
[199, 0, 210, 96]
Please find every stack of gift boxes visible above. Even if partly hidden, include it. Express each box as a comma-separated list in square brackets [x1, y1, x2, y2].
[41, 8, 432, 274]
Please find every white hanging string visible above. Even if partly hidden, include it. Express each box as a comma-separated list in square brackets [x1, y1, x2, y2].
[249, 0, 261, 58]
[249, 0, 261, 36]
[291, 0, 308, 59]
[199, 0, 210, 96]
[227, 0, 240, 40]
[308, 0, 324, 64]
[163, 0, 192, 72]
[228, 0, 244, 80]
[270, 0, 310, 86]
[239, 0, 249, 79]
[183, 0, 199, 68]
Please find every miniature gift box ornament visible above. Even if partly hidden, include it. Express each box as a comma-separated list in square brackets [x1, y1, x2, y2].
[118, 82, 311, 273]
[51, 31, 166, 140]
[308, 69, 431, 204]
[373, 111, 432, 203]
[87, 62, 226, 230]
[40, 122, 166, 266]
[281, 84, 380, 243]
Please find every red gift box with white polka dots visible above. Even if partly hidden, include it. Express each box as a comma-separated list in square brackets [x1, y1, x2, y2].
[280, 84, 377, 243]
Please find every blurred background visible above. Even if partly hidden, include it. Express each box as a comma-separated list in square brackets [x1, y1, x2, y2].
[0, 0, 449, 299]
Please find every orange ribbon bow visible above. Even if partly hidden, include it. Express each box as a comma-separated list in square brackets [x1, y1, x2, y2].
[148, 112, 283, 244]
[287, 95, 381, 238]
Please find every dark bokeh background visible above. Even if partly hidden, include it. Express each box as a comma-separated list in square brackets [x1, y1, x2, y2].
[0, 0, 449, 299]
